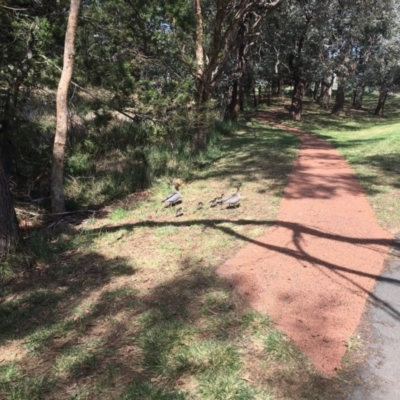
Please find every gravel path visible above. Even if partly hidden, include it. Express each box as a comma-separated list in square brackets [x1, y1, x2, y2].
[217, 112, 393, 376]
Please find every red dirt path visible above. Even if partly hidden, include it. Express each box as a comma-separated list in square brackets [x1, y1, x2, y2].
[217, 111, 394, 376]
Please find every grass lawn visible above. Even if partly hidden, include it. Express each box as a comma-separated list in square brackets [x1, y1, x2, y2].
[0, 104, 388, 399]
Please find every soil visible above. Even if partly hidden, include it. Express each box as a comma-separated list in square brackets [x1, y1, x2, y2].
[217, 110, 394, 376]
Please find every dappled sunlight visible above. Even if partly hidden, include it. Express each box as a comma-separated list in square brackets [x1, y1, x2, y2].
[3, 102, 398, 398]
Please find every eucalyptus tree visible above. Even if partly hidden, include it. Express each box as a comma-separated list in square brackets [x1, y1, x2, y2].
[0, 160, 20, 258]
[0, 0, 69, 255]
[369, 37, 400, 116]
[258, 0, 333, 120]
[350, 2, 400, 115]
[152, 0, 283, 149]
[51, 0, 81, 213]
[328, 0, 398, 115]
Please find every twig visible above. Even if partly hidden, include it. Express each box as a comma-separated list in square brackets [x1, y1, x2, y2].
[15, 208, 42, 216]
[0, 5, 28, 10]
[31, 197, 49, 203]
[241, 377, 255, 384]
[15, 208, 95, 217]
[48, 218, 64, 229]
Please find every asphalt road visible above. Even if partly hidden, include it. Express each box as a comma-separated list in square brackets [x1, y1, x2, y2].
[350, 234, 400, 400]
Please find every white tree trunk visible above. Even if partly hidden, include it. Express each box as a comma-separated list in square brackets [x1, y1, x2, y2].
[51, 0, 81, 213]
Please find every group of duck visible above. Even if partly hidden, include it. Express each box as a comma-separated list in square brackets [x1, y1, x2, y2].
[161, 181, 241, 217]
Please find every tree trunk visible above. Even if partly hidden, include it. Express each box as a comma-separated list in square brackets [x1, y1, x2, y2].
[266, 81, 271, 106]
[332, 84, 345, 116]
[224, 80, 239, 122]
[313, 81, 320, 101]
[274, 78, 282, 96]
[253, 87, 258, 108]
[319, 76, 334, 108]
[239, 82, 244, 112]
[51, 0, 81, 213]
[194, 92, 208, 151]
[291, 78, 305, 121]
[305, 81, 312, 97]
[224, 27, 246, 123]
[1, 93, 17, 182]
[352, 86, 364, 109]
[192, 0, 208, 151]
[193, 74, 210, 151]
[321, 85, 332, 108]
[374, 87, 388, 116]
[0, 156, 20, 258]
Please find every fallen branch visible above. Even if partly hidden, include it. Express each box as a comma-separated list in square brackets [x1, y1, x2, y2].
[15, 208, 95, 217]
[39, 54, 156, 123]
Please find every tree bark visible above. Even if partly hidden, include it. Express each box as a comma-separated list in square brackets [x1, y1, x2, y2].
[313, 81, 320, 101]
[278, 78, 282, 97]
[319, 76, 334, 108]
[332, 83, 345, 116]
[224, 80, 240, 122]
[266, 81, 271, 106]
[374, 87, 388, 116]
[193, 0, 208, 150]
[239, 83, 244, 112]
[291, 77, 305, 121]
[352, 86, 364, 109]
[0, 156, 20, 258]
[51, 0, 81, 213]
[224, 26, 246, 122]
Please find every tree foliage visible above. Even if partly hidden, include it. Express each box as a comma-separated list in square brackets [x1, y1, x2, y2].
[0, 0, 399, 249]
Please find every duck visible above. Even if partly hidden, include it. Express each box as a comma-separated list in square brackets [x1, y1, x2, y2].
[162, 183, 182, 207]
[175, 207, 184, 217]
[197, 202, 204, 210]
[220, 183, 241, 208]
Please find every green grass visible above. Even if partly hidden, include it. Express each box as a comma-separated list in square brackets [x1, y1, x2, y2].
[54, 345, 99, 376]
[263, 330, 299, 362]
[0, 363, 55, 400]
[119, 382, 186, 400]
[109, 208, 131, 221]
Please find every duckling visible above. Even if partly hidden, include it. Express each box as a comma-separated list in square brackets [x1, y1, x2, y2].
[209, 198, 217, 208]
[197, 202, 204, 210]
[221, 183, 241, 208]
[215, 193, 224, 204]
[209, 193, 224, 208]
[175, 207, 184, 217]
[162, 183, 182, 207]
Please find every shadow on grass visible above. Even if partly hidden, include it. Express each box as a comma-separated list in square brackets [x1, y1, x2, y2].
[84, 218, 400, 321]
[185, 121, 300, 196]
[0, 216, 379, 399]
[281, 93, 400, 133]
[0, 241, 136, 344]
